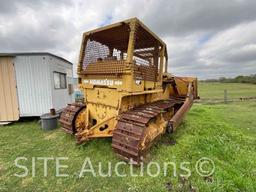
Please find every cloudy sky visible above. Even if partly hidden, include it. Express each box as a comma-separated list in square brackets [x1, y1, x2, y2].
[0, 0, 256, 79]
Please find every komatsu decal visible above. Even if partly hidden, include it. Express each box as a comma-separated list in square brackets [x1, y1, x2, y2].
[83, 79, 122, 86]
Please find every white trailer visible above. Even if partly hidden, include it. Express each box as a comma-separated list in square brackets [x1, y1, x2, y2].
[0, 52, 74, 121]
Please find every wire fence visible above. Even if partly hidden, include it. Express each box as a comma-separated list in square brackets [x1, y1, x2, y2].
[196, 95, 256, 104]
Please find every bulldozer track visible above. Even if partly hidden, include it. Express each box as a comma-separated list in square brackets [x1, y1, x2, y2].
[112, 98, 184, 164]
[59, 103, 86, 134]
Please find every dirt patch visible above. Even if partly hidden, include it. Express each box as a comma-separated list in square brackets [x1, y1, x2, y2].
[162, 138, 177, 146]
[204, 175, 213, 183]
[21, 177, 33, 187]
[166, 177, 197, 192]
[44, 132, 57, 140]
[165, 181, 173, 192]
[178, 177, 197, 192]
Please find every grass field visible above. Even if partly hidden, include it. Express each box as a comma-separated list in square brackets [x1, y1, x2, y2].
[199, 82, 256, 101]
[1, 83, 256, 191]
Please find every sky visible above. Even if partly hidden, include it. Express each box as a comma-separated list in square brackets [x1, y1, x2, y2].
[0, 0, 256, 79]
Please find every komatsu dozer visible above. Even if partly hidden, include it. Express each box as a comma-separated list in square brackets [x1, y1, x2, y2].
[60, 18, 198, 164]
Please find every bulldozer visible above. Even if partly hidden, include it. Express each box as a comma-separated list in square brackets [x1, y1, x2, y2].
[60, 18, 198, 164]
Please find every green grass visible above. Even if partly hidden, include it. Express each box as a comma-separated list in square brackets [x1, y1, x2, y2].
[1, 83, 256, 191]
[199, 82, 256, 100]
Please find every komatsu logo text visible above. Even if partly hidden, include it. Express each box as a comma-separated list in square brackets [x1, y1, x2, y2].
[83, 79, 123, 86]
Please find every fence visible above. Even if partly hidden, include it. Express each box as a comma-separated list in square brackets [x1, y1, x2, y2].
[197, 90, 256, 104]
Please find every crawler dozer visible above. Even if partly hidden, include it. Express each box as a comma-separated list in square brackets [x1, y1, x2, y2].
[60, 18, 198, 164]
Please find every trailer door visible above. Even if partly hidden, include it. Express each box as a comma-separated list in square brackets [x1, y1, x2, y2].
[0, 57, 19, 121]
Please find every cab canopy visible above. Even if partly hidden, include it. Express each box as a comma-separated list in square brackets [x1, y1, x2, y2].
[78, 18, 168, 82]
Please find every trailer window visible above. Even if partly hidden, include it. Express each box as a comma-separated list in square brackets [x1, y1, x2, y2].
[54, 72, 67, 89]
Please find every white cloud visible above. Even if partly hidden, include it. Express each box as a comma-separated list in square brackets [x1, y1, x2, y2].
[0, 0, 256, 79]
[197, 21, 256, 78]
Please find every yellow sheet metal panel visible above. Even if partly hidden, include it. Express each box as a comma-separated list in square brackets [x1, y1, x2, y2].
[0, 57, 19, 121]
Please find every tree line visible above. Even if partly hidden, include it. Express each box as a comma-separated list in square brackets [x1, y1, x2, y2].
[202, 74, 256, 84]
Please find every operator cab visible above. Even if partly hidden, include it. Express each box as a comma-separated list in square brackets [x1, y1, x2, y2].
[77, 18, 168, 92]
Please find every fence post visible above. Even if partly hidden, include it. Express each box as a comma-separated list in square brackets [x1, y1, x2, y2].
[224, 89, 228, 104]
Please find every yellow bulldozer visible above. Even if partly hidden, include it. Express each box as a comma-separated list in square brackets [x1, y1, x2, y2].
[60, 18, 198, 164]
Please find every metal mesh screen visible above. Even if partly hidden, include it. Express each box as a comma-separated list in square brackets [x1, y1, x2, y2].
[83, 40, 109, 67]
[82, 24, 129, 73]
[81, 21, 161, 81]
[133, 24, 160, 81]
